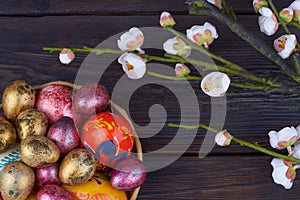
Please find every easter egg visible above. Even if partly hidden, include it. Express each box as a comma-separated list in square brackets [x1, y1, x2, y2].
[61, 172, 127, 200]
[81, 112, 134, 166]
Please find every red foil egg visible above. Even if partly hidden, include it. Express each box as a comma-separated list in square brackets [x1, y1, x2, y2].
[81, 112, 135, 167]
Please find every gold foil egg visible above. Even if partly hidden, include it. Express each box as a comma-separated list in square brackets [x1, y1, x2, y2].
[16, 109, 48, 140]
[0, 119, 17, 152]
[0, 161, 35, 200]
[2, 80, 35, 121]
[59, 148, 96, 185]
[20, 135, 60, 168]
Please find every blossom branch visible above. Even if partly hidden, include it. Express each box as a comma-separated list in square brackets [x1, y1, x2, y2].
[168, 122, 300, 164]
[43, 46, 279, 89]
[187, 0, 299, 83]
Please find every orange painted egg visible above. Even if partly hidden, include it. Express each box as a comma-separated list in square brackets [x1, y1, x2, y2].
[81, 112, 134, 166]
[62, 172, 127, 200]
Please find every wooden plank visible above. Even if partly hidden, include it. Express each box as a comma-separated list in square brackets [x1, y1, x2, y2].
[0, 15, 298, 155]
[0, 0, 294, 15]
[139, 155, 300, 199]
[0, 0, 188, 16]
[226, 0, 294, 14]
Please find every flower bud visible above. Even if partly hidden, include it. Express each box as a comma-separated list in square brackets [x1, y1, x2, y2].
[59, 48, 75, 65]
[252, 0, 268, 13]
[215, 130, 232, 146]
[175, 64, 191, 77]
[279, 8, 294, 23]
[159, 11, 176, 28]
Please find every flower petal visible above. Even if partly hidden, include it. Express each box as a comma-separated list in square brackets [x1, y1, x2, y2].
[118, 53, 146, 79]
[271, 158, 294, 189]
[259, 7, 273, 17]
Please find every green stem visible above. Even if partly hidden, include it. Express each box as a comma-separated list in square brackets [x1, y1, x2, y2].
[290, 22, 300, 29]
[148, 71, 266, 90]
[43, 46, 124, 55]
[147, 71, 202, 81]
[231, 137, 300, 163]
[168, 122, 300, 164]
[168, 122, 218, 133]
[138, 53, 182, 63]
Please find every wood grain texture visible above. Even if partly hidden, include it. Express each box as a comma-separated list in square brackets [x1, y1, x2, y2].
[0, 0, 294, 15]
[1, 2, 300, 199]
[139, 156, 300, 199]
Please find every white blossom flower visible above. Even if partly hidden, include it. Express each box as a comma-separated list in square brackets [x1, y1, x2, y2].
[292, 141, 300, 159]
[163, 37, 191, 57]
[268, 126, 299, 150]
[160, 11, 176, 28]
[117, 27, 144, 53]
[59, 48, 75, 64]
[186, 22, 218, 48]
[271, 158, 296, 189]
[279, 8, 294, 23]
[175, 63, 191, 77]
[252, 0, 268, 13]
[274, 34, 297, 59]
[200, 72, 230, 97]
[215, 130, 232, 146]
[118, 53, 146, 79]
[289, 0, 300, 24]
[206, 0, 222, 9]
[258, 7, 279, 36]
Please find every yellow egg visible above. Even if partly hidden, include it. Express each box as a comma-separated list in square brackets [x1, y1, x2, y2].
[62, 172, 127, 200]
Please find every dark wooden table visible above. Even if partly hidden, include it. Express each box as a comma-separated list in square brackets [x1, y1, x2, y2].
[1, 1, 300, 199]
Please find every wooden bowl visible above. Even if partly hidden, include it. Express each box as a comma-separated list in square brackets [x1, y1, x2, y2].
[33, 81, 143, 200]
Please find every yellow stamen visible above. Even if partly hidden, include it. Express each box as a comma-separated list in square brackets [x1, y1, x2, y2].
[278, 38, 287, 49]
[127, 63, 134, 71]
